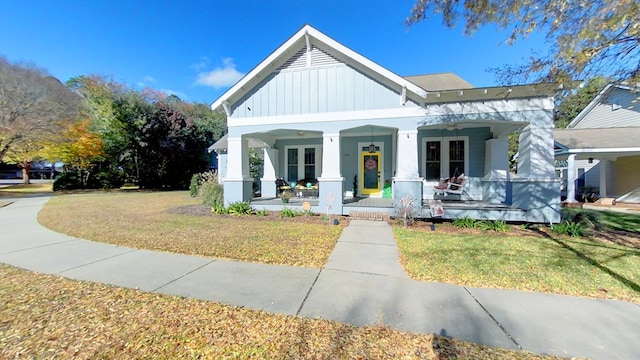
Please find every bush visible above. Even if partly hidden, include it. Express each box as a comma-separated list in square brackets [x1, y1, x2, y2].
[227, 201, 253, 216]
[477, 220, 510, 232]
[280, 207, 304, 218]
[53, 171, 82, 191]
[551, 221, 585, 237]
[197, 171, 223, 207]
[211, 202, 229, 214]
[189, 173, 202, 197]
[87, 169, 125, 189]
[561, 209, 602, 230]
[256, 209, 269, 216]
[452, 217, 477, 229]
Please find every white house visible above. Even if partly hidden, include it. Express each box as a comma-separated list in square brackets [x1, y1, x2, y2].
[210, 25, 561, 223]
[554, 83, 640, 204]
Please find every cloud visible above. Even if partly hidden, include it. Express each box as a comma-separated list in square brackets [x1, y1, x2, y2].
[194, 58, 244, 89]
[190, 57, 209, 71]
[160, 89, 189, 100]
[137, 75, 156, 88]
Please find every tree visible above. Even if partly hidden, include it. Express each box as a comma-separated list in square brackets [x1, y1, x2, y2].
[40, 119, 105, 186]
[67, 74, 226, 189]
[0, 57, 82, 183]
[407, 0, 640, 84]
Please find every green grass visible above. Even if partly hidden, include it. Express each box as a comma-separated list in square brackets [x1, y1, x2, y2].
[597, 210, 640, 233]
[395, 227, 640, 303]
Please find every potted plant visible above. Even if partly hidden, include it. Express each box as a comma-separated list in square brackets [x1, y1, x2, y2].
[281, 189, 292, 203]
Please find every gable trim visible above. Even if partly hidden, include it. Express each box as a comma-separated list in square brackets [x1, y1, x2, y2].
[211, 25, 427, 113]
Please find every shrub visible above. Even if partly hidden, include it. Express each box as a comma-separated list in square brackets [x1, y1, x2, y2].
[477, 220, 510, 232]
[87, 169, 125, 189]
[211, 202, 229, 214]
[551, 221, 585, 237]
[53, 171, 82, 191]
[452, 217, 477, 229]
[227, 201, 253, 216]
[561, 209, 602, 230]
[280, 207, 304, 218]
[189, 173, 202, 197]
[198, 172, 223, 207]
[256, 209, 269, 216]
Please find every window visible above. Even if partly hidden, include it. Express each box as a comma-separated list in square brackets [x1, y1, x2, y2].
[425, 141, 441, 180]
[422, 137, 468, 180]
[285, 146, 321, 183]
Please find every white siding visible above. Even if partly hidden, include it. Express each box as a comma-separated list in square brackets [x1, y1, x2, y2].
[230, 44, 415, 118]
[574, 88, 640, 128]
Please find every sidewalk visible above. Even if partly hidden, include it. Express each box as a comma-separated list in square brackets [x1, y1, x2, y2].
[1, 196, 639, 359]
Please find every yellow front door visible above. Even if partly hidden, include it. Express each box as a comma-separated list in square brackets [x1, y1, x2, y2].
[361, 152, 381, 195]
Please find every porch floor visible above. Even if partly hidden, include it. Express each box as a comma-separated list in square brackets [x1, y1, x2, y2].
[251, 196, 527, 221]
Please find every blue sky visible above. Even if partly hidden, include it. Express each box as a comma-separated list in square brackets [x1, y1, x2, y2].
[0, 0, 548, 104]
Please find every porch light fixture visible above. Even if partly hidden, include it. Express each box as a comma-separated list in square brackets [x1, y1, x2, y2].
[368, 127, 376, 153]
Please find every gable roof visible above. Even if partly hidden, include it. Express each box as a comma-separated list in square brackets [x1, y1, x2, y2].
[211, 24, 427, 113]
[404, 73, 473, 91]
[567, 83, 640, 128]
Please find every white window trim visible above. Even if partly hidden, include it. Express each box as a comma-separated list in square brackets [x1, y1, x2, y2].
[358, 141, 385, 196]
[422, 136, 469, 180]
[284, 145, 322, 182]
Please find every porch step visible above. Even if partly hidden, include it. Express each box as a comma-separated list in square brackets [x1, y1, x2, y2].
[349, 211, 390, 221]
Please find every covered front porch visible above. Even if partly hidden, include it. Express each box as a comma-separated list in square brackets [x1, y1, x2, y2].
[218, 112, 560, 223]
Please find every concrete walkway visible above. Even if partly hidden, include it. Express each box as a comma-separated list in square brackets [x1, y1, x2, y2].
[1, 196, 639, 360]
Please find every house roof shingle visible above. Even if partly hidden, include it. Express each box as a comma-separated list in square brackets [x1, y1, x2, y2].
[403, 72, 473, 91]
[554, 127, 640, 150]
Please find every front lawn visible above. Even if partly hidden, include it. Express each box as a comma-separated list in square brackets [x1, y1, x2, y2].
[0, 182, 53, 197]
[38, 191, 342, 268]
[0, 264, 570, 359]
[395, 224, 640, 303]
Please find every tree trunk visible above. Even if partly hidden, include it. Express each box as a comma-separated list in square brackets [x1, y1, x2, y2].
[22, 165, 31, 185]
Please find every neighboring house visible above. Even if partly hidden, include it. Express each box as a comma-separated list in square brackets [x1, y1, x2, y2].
[210, 25, 560, 223]
[554, 83, 640, 204]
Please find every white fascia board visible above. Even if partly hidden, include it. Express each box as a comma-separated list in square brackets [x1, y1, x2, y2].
[564, 147, 640, 154]
[424, 97, 554, 116]
[228, 97, 552, 127]
[228, 107, 425, 127]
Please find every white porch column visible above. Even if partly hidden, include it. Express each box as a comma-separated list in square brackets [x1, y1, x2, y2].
[320, 133, 341, 178]
[226, 137, 249, 179]
[566, 154, 577, 203]
[483, 138, 509, 204]
[395, 130, 419, 179]
[260, 147, 278, 198]
[599, 159, 608, 198]
[224, 136, 252, 203]
[393, 129, 422, 215]
[517, 126, 556, 178]
[484, 138, 509, 175]
[318, 132, 344, 214]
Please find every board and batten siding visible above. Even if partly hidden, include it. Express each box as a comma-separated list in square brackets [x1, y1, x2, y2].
[574, 88, 640, 128]
[230, 46, 417, 118]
